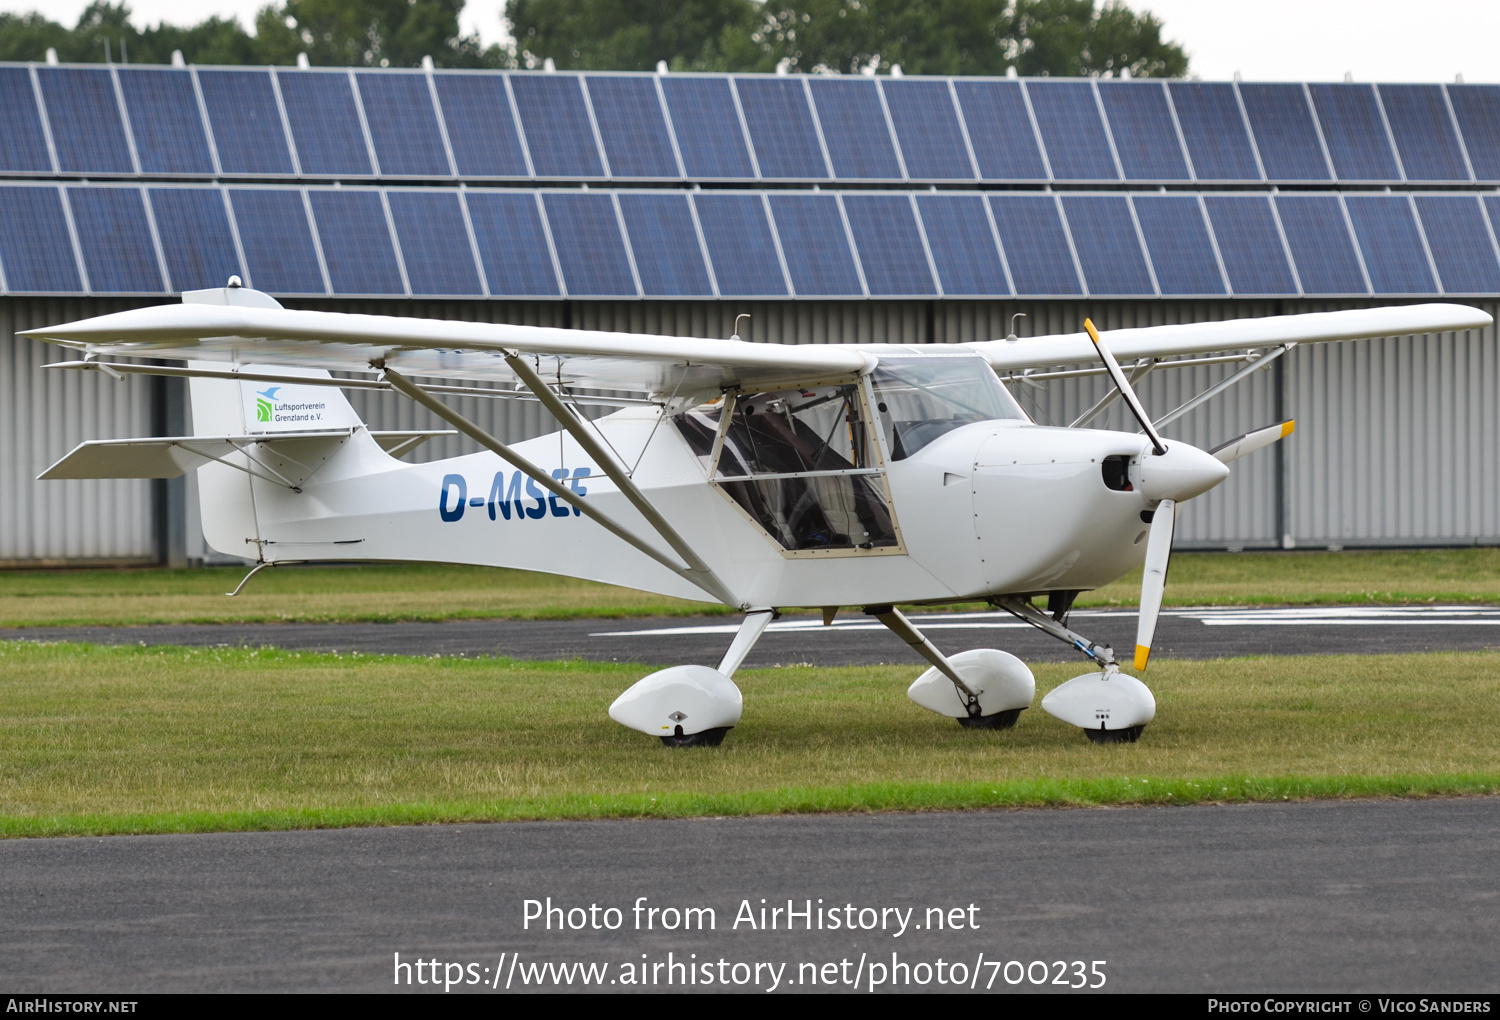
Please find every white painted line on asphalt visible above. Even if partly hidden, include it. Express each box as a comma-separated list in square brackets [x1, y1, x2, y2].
[594, 606, 1500, 638]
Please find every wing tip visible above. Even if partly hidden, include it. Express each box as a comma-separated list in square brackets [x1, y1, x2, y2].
[1133, 644, 1150, 671]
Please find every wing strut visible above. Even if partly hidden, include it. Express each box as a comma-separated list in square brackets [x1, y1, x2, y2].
[380, 366, 741, 608]
[502, 352, 741, 610]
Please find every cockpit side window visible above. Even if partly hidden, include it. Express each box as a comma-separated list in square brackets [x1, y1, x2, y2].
[674, 384, 898, 553]
[869, 356, 1028, 460]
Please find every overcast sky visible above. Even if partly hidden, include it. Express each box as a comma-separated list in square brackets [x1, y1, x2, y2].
[4, 0, 1496, 83]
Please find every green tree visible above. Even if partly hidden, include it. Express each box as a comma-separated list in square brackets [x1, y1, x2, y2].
[506, 0, 761, 71]
[254, 0, 502, 68]
[0, 0, 503, 68]
[1012, 0, 1185, 77]
[506, 0, 1185, 77]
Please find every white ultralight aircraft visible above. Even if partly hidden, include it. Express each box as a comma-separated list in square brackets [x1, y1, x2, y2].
[27, 284, 1491, 745]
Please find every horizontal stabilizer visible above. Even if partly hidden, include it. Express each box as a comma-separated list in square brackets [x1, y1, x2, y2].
[38, 430, 452, 483]
[1209, 420, 1295, 464]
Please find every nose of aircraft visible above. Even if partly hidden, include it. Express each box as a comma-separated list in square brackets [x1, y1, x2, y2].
[1136, 441, 1231, 502]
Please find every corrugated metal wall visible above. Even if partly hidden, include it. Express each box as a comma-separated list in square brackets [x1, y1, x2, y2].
[3, 296, 1495, 564]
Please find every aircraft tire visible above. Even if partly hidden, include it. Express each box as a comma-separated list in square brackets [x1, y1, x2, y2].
[659, 726, 731, 748]
[957, 708, 1024, 730]
[1084, 724, 1145, 744]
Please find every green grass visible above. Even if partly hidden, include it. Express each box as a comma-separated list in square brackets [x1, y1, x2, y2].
[1, 641, 1495, 837]
[1, 548, 1498, 628]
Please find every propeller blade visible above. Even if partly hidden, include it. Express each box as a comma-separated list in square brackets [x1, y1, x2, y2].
[1084, 318, 1167, 456]
[1134, 498, 1176, 671]
[1209, 419, 1295, 464]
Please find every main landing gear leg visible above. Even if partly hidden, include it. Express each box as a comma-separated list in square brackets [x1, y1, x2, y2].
[865, 605, 1035, 729]
[990, 597, 1155, 743]
[608, 608, 777, 748]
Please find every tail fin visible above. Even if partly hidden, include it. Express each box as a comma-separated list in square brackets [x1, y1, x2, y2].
[183, 284, 366, 558]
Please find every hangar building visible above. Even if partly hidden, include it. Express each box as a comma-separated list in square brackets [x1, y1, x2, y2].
[0, 62, 1496, 565]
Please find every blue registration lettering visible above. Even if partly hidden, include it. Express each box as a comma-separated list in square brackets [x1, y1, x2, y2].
[522, 476, 548, 519]
[438, 474, 466, 522]
[488, 471, 523, 520]
[549, 469, 572, 517]
[568, 467, 591, 515]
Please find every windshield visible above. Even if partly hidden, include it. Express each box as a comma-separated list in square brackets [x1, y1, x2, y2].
[870, 356, 1027, 460]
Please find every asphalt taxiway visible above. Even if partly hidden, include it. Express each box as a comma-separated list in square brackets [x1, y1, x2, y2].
[9, 605, 1500, 668]
[1, 798, 1496, 993]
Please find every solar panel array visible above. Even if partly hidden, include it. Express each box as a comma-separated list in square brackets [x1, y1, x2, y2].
[4, 65, 1500, 183]
[4, 182, 1499, 298]
[1, 62, 1498, 299]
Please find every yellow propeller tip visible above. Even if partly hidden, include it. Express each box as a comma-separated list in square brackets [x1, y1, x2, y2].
[1281, 420, 1296, 438]
[1084, 318, 1101, 343]
[1134, 644, 1150, 671]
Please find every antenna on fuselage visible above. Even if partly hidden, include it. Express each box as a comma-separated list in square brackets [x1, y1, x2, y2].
[730, 313, 751, 342]
[1006, 312, 1026, 341]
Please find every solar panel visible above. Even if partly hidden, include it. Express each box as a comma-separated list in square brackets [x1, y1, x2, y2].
[1273, 195, 1367, 294]
[1306, 84, 1401, 181]
[881, 80, 973, 180]
[735, 79, 829, 179]
[463, 191, 559, 296]
[1131, 195, 1225, 295]
[841, 194, 935, 295]
[1097, 81, 1191, 180]
[1378, 85, 1469, 181]
[659, 77, 755, 179]
[953, 81, 1047, 180]
[509, 74, 605, 178]
[356, 72, 452, 177]
[37, 68, 134, 174]
[586, 76, 679, 178]
[227, 188, 325, 294]
[1343, 195, 1435, 293]
[0, 68, 54, 173]
[117, 69, 213, 175]
[1237, 84, 1330, 180]
[147, 187, 241, 292]
[987, 194, 1081, 295]
[308, 190, 405, 294]
[808, 78, 902, 179]
[914, 194, 1008, 296]
[277, 71, 373, 176]
[617, 193, 712, 296]
[1059, 195, 1153, 295]
[1447, 86, 1500, 181]
[387, 190, 482, 295]
[767, 194, 862, 295]
[1167, 82, 1260, 180]
[433, 73, 529, 177]
[196, 70, 294, 176]
[1025, 80, 1118, 180]
[1202, 195, 1298, 295]
[541, 192, 637, 295]
[66, 186, 163, 292]
[0, 186, 80, 292]
[1413, 195, 1500, 293]
[690, 193, 787, 296]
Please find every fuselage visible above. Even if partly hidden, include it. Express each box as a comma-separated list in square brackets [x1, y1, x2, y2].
[196, 350, 1228, 609]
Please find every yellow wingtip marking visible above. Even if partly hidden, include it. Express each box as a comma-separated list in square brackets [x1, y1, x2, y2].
[1281, 419, 1296, 438]
[1134, 644, 1150, 671]
[1084, 318, 1101, 344]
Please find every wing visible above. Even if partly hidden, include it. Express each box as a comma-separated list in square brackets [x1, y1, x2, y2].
[964, 304, 1492, 372]
[20, 287, 871, 400]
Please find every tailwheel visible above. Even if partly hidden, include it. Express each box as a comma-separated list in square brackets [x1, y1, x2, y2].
[958, 708, 1024, 730]
[660, 726, 730, 748]
[1084, 724, 1145, 744]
